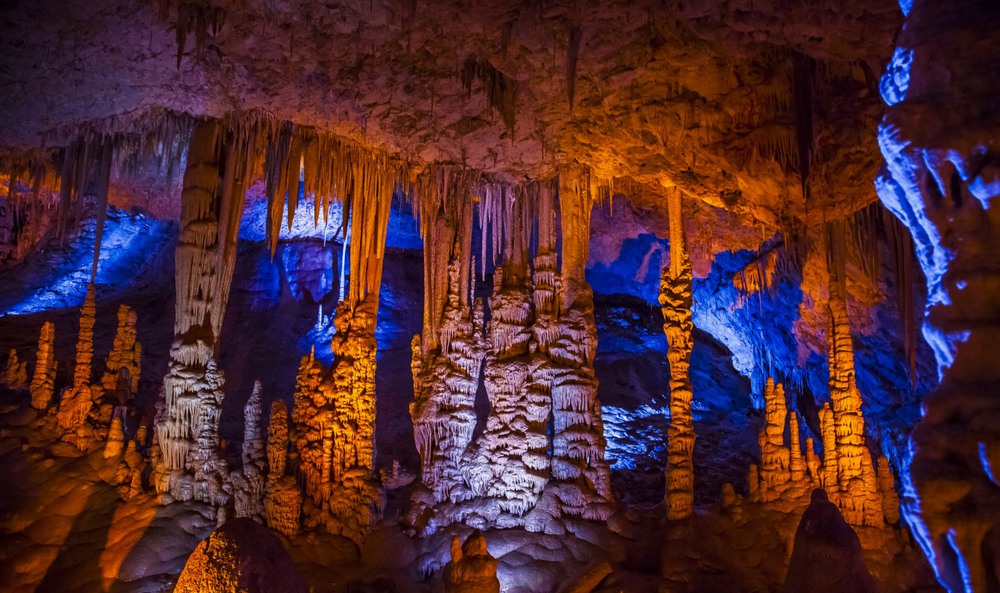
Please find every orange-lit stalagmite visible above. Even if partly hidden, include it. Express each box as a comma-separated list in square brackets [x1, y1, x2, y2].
[4, 348, 28, 391]
[30, 321, 56, 410]
[661, 190, 695, 521]
[826, 221, 882, 527]
[102, 304, 141, 396]
[57, 284, 106, 447]
[265, 400, 300, 537]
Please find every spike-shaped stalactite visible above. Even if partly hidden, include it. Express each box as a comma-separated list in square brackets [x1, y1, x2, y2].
[661, 190, 695, 521]
[102, 305, 142, 397]
[30, 321, 57, 410]
[153, 119, 243, 510]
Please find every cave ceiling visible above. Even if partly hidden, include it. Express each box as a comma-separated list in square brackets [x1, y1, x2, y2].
[0, 0, 901, 228]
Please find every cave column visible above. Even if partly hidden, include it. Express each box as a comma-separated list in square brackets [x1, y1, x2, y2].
[153, 119, 247, 508]
[541, 169, 613, 522]
[661, 190, 695, 521]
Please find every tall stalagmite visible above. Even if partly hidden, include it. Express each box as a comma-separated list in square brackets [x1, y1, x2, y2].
[826, 221, 882, 527]
[235, 381, 266, 521]
[661, 190, 695, 520]
[265, 400, 300, 537]
[30, 321, 56, 410]
[57, 284, 105, 443]
[102, 304, 141, 396]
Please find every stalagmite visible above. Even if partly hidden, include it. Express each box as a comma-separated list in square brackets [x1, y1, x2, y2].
[661, 190, 695, 521]
[4, 348, 28, 390]
[826, 221, 881, 526]
[445, 531, 500, 593]
[805, 438, 821, 487]
[104, 416, 124, 458]
[877, 455, 899, 525]
[30, 321, 56, 410]
[235, 381, 266, 521]
[265, 400, 300, 537]
[102, 305, 141, 396]
[57, 284, 104, 440]
[820, 403, 838, 498]
[757, 378, 791, 502]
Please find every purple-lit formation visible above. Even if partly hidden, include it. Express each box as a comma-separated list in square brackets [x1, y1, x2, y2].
[0, 0, 997, 592]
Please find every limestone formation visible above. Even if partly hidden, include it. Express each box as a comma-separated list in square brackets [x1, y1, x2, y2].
[153, 120, 245, 509]
[445, 531, 500, 593]
[264, 400, 300, 537]
[235, 381, 266, 521]
[749, 378, 813, 509]
[661, 191, 695, 521]
[876, 455, 899, 525]
[57, 284, 104, 439]
[826, 222, 882, 527]
[104, 416, 124, 459]
[4, 349, 28, 390]
[102, 304, 141, 396]
[29, 321, 56, 410]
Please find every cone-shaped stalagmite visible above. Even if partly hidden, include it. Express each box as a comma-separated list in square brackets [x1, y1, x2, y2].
[5, 348, 28, 390]
[102, 304, 141, 396]
[57, 284, 103, 438]
[662, 190, 695, 521]
[445, 531, 500, 593]
[30, 321, 56, 410]
[265, 400, 300, 537]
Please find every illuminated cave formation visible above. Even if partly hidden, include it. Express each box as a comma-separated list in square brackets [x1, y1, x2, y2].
[0, 0, 996, 592]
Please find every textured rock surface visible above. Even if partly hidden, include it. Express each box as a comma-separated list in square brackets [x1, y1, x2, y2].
[174, 518, 308, 593]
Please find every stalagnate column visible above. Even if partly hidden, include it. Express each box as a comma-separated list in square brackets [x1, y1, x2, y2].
[30, 321, 56, 410]
[410, 170, 488, 520]
[661, 190, 695, 521]
[153, 119, 247, 508]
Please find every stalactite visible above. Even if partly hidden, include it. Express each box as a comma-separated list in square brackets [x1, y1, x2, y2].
[661, 190, 695, 521]
[566, 24, 582, 110]
[461, 56, 517, 135]
[30, 321, 57, 410]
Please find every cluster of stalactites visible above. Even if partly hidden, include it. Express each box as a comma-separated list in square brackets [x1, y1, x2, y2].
[745, 377, 899, 528]
[661, 190, 695, 521]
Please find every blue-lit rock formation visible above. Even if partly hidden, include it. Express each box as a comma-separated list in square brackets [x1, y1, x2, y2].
[877, 1, 1000, 590]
